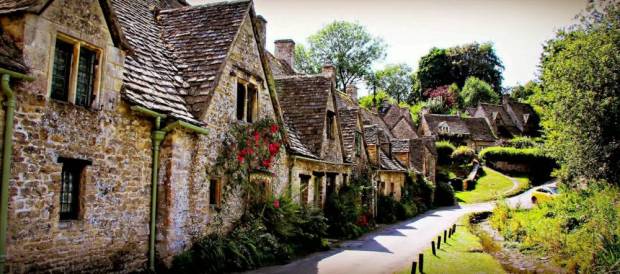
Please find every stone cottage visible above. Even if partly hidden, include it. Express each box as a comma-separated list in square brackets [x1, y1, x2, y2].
[472, 95, 540, 140]
[0, 0, 289, 272]
[419, 113, 497, 152]
[362, 124, 407, 200]
[272, 69, 350, 206]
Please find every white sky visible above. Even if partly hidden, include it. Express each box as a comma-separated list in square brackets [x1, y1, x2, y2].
[189, 0, 586, 95]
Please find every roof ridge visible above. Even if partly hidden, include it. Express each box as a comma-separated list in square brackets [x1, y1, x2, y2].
[159, 0, 250, 13]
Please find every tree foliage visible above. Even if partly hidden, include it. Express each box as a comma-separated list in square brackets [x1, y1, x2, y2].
[294, 21, 386, 91]
[374, 64, 414, 103]
[460, 76, 499, 107]
[510, 81, 541, 102]
[532, 1, 620, 184]
[415, 43, 504, 96]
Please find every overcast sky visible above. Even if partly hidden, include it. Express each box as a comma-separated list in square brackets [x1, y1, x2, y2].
[189, 0, 586, 94]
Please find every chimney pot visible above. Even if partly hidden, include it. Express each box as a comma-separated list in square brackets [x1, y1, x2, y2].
[322, 63, 336, 82]
[274, 39, 295, 69]
[346, 85, 358, 102]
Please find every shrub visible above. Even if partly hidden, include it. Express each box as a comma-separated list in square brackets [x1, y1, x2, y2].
[436, 141, 456, 165]
[491, 181, 620, 272]
[406, 172, 435, 211]
[324, 184, 365, 239]
[451, 146, 475, 165]
[479, 146, 557, 183]
[434, 181, 456, 206]
[376, 195, 399, 224]
[506, 136, 539, 148]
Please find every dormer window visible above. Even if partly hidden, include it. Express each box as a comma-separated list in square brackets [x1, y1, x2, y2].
[50, 35, 101, 108]
[326, 111, 336, 139]
[438, 121, 449, 134]
[236, 81, 258, 123]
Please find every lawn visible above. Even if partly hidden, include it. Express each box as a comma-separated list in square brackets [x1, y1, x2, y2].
[455, 167, 515, 203]
[396, 216, 506, 274]
[502, 175, 530, 197]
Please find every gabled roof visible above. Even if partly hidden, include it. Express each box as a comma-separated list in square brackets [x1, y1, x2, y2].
[282, 116, 318, 159]
[275, 74, 332, 156]
[266, 50, 296, 76]
[423, 114, 471, 136]
[391, 139, 409, 153]
[110, 0, 251, 124]
[338, 108, 360, 163]
[464, 117, 497, 142]
[361, 108, 394, 139]
[0, 0, 40, 14]
[378, 149, 406, 171]
[506, 100, 537, 129]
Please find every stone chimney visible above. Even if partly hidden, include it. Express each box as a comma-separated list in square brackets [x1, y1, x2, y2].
[346, 85, 358, 102]
[274, 39, 295, 68]
[255, 15, 267, 50]
[322, 63, 336, 82]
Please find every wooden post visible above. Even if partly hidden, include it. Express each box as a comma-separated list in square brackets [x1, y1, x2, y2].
[431, 241, 436, 255]
[437, 236, 441, 249]
[419, 253, 424, 273]
[444, 230, 447, 243]
[453, 224, 456, 232]
[411, 261, 417, 274]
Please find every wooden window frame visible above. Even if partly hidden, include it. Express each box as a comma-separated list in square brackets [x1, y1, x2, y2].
[57, 157, 91, 221]
[49, 33, 103, 109]
[236, 79, 260, 123]
[209, 179, 222, 208]
[299, 174, 311, 206]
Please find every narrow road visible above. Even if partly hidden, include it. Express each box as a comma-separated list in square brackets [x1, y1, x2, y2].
[245, 182, 555, 274]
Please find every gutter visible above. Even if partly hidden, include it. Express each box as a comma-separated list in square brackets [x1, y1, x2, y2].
[130, 105, 208, 272]
[0, 68, 34, 274]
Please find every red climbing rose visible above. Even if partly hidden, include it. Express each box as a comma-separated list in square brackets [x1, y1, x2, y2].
[273, 199, 280, 209]
[270, 124, 279, 133]
[269, 143, 280, 155]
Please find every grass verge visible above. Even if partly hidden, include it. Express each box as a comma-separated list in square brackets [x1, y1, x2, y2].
[396, 216, 506, 274]
[455, 167, 515, 203]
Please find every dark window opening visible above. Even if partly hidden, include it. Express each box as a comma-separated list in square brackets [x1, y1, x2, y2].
[75, 47, 97, 107]
[51, 40, 74, 102]
[247, 85, 257, 123]
[326, 173, 337, 198]
[299, 174, 311, 205]
[326, 111, 336, 139]
[209, 179, 221, 207]
[58, 157, 90, 221]
[236, 83, 246, 120]
[355, 131, 362, 156]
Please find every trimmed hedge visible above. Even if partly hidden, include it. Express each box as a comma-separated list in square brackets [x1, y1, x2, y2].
[479, 146, 557, 183]
[436, 141, 456, 165]
[451, 146, 476, 165]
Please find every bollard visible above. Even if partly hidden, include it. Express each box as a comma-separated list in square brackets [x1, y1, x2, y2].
[411, 261, 417, 274]
[431, 241, 436, 255]
[449, 228, 453, 237]
[444, 230, 447, 243]
[419, 253, 424, 273]
[453, 224, 456, 232]
[437, 236, 441, 249]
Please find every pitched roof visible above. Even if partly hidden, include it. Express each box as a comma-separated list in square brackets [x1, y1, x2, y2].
[275, 74, 332, 156]
[0, 27, 27, 72]
[282, 116, 318, 159]
[378, 149, 406, 171]
[338, 108, 360, 163]
[110, 0, 250, 124]
[506, 100, 537, 128]
[391, 139, 410, 153]
[463, 117, 497, 142]
[479, 103, 516, 128]
[266, 50, 296, 76]
[0, 0, 38, 14]
[361, 108, 394, 139]
[423, 114, 471, 136]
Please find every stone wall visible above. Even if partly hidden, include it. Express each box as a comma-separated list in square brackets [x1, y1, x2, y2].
[156, 13, 289, 265]
[288, 156, 351, 206]
[0, 1, 155, 272]
[377, 171, 406, 201]
[490, 161, 529, 173]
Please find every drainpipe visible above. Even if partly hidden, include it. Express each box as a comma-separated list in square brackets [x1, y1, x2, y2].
[0, 68, 33, 274]
[130, 106, 208, 273]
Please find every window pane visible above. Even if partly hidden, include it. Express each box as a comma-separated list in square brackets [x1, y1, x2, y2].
[209, 180, 217, 206]
[247, 86, 257, 123]
[236, 83, 246, 120]
[59, 164, 81, 220]
[51, 40, 73, 102]
[76, 47, 97, 107]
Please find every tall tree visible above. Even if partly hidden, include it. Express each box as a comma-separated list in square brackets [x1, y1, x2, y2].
[374, 64, 413, 103]
[532, 0, 620, 184]
[294, 21, 386, 91]
[510, 81, 540, 102]
[415, 43, 504, 96]
[460, 76, 499, 107]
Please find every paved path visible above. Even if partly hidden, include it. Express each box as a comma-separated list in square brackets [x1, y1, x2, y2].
[245, 181, 556, 274]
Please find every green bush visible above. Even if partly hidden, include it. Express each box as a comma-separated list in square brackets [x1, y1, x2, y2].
[491, 181, 620, 272]
[434, 181, 456, 207]
[506, 136, 539, 148]
[479, 146, 557, 183]
[377, 195, 399, 224]
[406, 172, 435, 211]
[436, 141, 456, 165]
[451, 146, 475, 165]
[324, 184, 366, 239]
